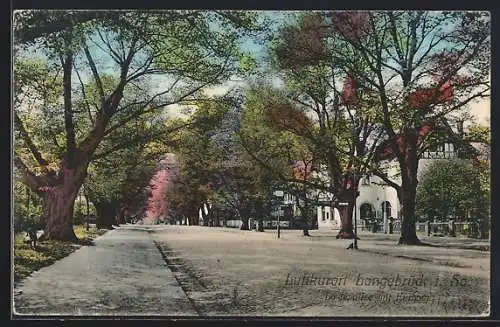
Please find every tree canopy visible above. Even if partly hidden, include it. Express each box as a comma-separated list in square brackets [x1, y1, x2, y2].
[13, 10, 490, 244]
[416, 159, 488, 222]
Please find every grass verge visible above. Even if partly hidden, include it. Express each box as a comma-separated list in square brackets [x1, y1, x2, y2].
[14, 225, 107, 283]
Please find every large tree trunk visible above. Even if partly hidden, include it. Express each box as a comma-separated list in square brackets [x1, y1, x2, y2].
[117, 205, 127, 225]
[398, 177, 421, 244]
[240, 216, 249, 230]
[43, 185, 80, 242]
[301, 204, 310, 237]
[40, 157, 90, 242]
[295, 195, 311, 236]
[95, 202, 117, 230]
[398, 134, 422, 245]
[255, 201, 265, 232]
[214, 211, 220, 227]
[335, 187, 359, 239]
[336, 201, 355, 239]
[239, 205, 250, 230]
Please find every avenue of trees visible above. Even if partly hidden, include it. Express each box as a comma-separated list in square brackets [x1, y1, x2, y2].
[13, 10, 264, 240]
[13, 10, 490, 245]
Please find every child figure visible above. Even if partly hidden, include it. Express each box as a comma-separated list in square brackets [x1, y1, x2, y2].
[25, 227, 37, 249]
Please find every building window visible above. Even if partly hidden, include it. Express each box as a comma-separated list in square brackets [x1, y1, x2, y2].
[360, 203, 373, 219]
[423, 142, 457, 159]
[326, 211, 330, 220]
[321, 207, 326, 221]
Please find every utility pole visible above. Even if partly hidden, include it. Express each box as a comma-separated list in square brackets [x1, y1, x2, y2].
[273, 190, 284, 239]
[353, 171, 358, 249]
[277, 208, 281, 239]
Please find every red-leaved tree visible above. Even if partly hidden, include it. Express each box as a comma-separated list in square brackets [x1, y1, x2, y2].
[330, 11, 490, 244]
[144, 155, 177, 224]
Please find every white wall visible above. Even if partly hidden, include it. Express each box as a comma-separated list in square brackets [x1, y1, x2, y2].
[317, 206, 341, 229]
[356, 174, 400, 232]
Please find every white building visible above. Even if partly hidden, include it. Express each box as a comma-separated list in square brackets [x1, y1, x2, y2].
[315, 141, 464, 233]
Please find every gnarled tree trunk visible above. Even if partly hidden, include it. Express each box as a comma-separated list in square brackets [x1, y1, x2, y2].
[295, 195, 311, 236]
[43, 185, 80, 242]
[39, 156, 90, 242]
[239, 204, 250, 230]
[14, 34, 127, 242]
[399, 178, 420, 244]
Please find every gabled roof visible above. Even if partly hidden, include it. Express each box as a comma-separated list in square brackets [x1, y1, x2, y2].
[438, 120, 480, 160]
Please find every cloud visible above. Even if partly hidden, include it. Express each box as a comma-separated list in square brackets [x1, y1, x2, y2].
[163, 103, 193, 119]
[202, 79, 247, 97]
[160, 78, 248, 119]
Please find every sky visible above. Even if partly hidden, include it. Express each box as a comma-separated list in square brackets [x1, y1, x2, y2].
[160, 10, 490, 126]
[14, 10, 490, 126]
[470, 99, 490, 125]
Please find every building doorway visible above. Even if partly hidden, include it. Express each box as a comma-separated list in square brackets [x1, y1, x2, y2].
[381, 201, 392, 219]
[360, 203, 374, 230]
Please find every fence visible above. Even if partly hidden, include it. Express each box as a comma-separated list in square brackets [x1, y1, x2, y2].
[359, 220, 485, 238]
[216, 218, 486, 238]
[225, 219, 301, 229]
[413, 221, 484, 238]
[359, 220, 401, 233]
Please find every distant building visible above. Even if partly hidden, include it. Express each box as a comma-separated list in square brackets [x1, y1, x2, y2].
[314, 121, 489, 233]
[224, 121, 489, 233]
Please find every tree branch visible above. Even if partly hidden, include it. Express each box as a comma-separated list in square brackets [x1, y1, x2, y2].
[14, 111, 49, 166]
[83, 45, 105, 99]
[73, 62, 95, 125]
[61, 51, 77, 165]
[372, 169, 401, 195]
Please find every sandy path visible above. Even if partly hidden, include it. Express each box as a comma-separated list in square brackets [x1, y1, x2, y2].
[14, 227, 197, 316]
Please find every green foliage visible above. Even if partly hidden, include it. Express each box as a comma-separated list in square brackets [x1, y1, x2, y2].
[85, 141, 158, 205]
[13, 177, 45, 231]
[240, 84, 306, 178]
[466, 124, 490, 145]
[14, 10, 265, 186]
[238, 52, 258, 73]
[14, 57, 66, 170]
[415, 159, 488, 222]
[73, 225, 107, 240]
[167, 93, 285, 221]
[167, 98, 235, 218]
